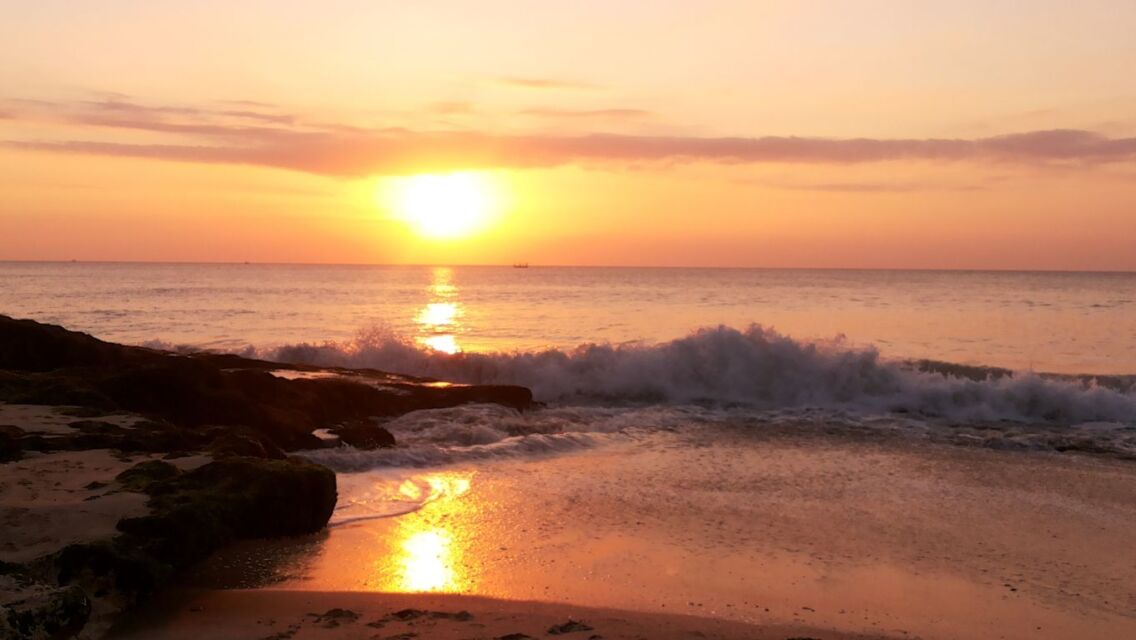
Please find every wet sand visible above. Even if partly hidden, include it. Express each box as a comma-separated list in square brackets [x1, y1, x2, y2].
[113, 589, 886, 639]
[122, 430, 1136, 640]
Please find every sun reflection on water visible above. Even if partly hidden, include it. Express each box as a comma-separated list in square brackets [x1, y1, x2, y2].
[417, 302, 458, 327]
[416, 267, 463, 354]
[381, 472, 473, 593]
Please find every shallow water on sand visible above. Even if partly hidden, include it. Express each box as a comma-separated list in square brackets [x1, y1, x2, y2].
[191, 429, 1136, 640]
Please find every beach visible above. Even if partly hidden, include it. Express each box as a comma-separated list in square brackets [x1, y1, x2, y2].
[2, 265, 1135, 639]
[121, 425, 1136, 640]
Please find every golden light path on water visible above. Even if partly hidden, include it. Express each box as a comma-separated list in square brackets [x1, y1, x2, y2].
[415, 267, 463, 354]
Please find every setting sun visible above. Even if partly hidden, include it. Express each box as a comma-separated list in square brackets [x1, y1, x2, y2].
[383, 172, 501, 240]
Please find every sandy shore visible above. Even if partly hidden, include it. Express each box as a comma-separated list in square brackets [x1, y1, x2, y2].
[111, 588, 890, 640]
[0, 405, 210, 565]
[135, 429, 1136, 640]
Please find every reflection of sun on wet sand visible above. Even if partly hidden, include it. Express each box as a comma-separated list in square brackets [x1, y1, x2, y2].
[129, 432, 1136, 640]
[386, 474, 471, 593]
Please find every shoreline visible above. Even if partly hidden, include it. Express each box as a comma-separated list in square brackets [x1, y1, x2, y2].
[110, 588, 898, 640]
[174, 434, 1136, 640]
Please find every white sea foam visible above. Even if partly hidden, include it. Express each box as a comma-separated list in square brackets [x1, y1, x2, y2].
[268, 324, 1136, 425]
[298, 404, 693, 472]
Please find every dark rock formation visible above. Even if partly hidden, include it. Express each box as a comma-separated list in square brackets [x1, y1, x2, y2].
[331, 419, 396, 450]
[0, 584, 90, 640]
[206, 429, 287, 459]
[306, 608, 361, 628]
[40, 457, 336, 632]
[0, 316, 536, 639]
[548, 619, 595, 634]
[0, 314, 534, 455]
[0, 424, 22, 462]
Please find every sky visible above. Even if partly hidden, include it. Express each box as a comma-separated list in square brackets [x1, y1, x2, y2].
[1, 0, 1135, 269]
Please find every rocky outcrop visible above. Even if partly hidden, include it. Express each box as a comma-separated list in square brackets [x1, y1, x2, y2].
[0, 584, 90, 640]
[0, 315, 534, 455]
[0, 316, 536, 639]
[332, 419, 397, 450]
[116, 457, 336, 547]
[1, 456, 337, 639]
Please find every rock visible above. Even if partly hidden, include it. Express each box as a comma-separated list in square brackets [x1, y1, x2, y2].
[0, 315, 133, 372]
[54, 542, 167, 603]
[47, 457, 337, 627]
[117, 457, 336, 549]
[0, 424, 23, 462]
[0, 584, 90, 640]
[332, 420, 396, 450]
[548, 619, 594, 634]
[306, 608, 360, 628]
[431, 610, 473, 621]
[389, 608, 427, 621]
[115, 460, 180, 492]
[207, 430, 286, 459]
[67, 420, 126, 434]
[0, 315, 535, 455]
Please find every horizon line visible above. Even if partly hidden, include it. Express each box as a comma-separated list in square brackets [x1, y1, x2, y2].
[0, 259, 1133, 275]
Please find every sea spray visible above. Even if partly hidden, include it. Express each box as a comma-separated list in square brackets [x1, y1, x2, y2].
[267, 324, 1136, 424]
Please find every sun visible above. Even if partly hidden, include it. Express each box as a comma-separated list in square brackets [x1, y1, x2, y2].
[383, 172, 500, 239]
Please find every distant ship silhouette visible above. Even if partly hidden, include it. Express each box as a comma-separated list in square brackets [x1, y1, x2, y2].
[512, 262, 529, 269]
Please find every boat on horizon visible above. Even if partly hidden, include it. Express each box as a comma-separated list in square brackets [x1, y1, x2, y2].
[512, 262, 529, 268]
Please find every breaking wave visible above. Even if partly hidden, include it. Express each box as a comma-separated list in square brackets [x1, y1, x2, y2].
[266, 324, 1136, 425]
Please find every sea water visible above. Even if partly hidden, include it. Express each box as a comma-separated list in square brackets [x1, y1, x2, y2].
[2, 262, 1134, 374]
[3, 261, 1135, 483]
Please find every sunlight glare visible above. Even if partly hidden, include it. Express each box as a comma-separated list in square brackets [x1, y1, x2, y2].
[383, 172, 501, 239]
[421, 334, 460, 354]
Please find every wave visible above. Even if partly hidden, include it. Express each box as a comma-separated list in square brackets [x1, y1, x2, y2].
[264, 324, 1136, 425]
[298, 404, 691, 472]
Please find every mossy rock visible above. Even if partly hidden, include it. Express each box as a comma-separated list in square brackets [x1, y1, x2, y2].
[0, 584, 90, 640]
[114, 457, 336, 571]
[115, 460, 180, 492]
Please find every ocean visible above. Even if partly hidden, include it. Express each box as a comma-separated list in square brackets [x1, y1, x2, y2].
[2, 262, 1134, 374]
[3, 261, 1134, 472]
[7, 261, 1136, 635]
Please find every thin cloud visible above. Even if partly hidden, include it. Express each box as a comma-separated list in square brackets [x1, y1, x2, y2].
[496, 76, 599, 90]
[752, 180, 988, 193]
[4, 98, 1136, 176]
[520, 108, 651, 119]
[9, 129, 1136, 178]
[216, 98, 278, 108]
[9, 97, 296, 129]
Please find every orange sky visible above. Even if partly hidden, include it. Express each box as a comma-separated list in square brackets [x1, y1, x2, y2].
[2, 1, 1135, 269]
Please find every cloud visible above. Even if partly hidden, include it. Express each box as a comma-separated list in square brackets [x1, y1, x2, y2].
[10, 129, 1136, 177]
[750, 179, 989, 193]
[495, 76, 598, 90]
[5, 98, 1136, 177]
[216, 98, 278, 108]
[8, 97, 295, 131]
[519, 108, 651, 119]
